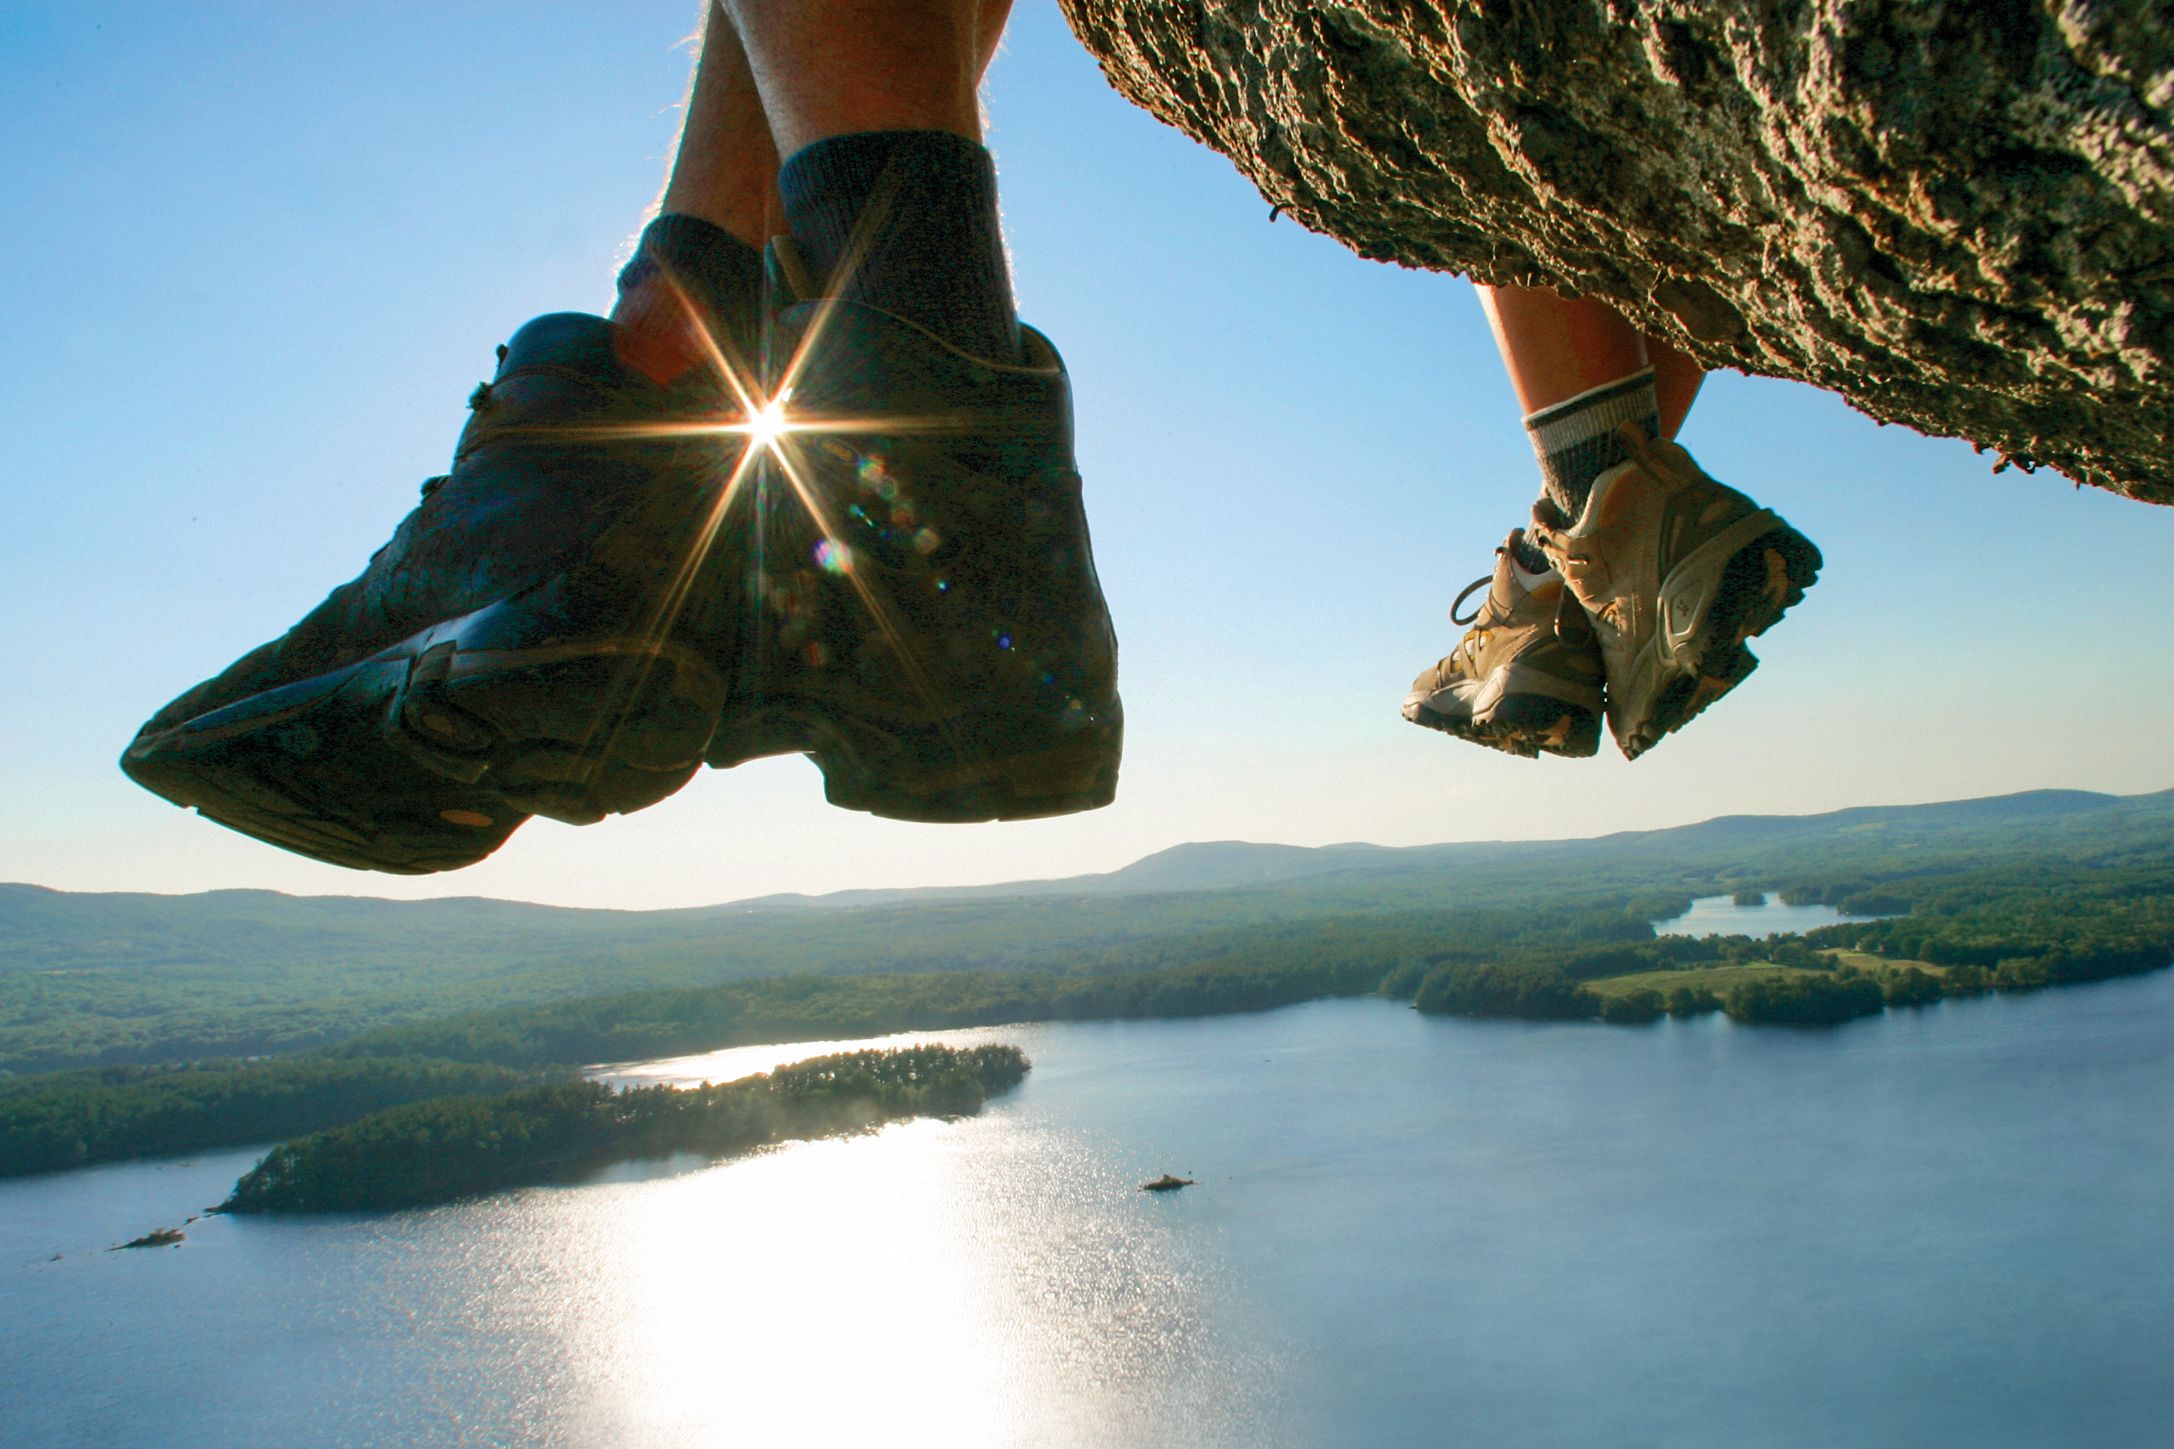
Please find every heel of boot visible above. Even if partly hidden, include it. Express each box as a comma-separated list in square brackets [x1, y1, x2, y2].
[809, 711, 1122, 823]
[1622, 519, 1815, 759]
[1703, 522, 1822, 654]
[1482, 693, 1603, 759]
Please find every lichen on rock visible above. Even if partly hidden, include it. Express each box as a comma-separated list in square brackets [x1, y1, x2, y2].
[1060, 0, 2174, 503]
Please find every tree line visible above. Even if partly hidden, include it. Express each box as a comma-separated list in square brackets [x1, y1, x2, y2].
[221, 1045, 1028, 1213]
[0, 949, 1411, 1178]
[0, 1056, 543, 1177]
[8, 845, 2171, 1179]
[1405, 872, 2174, 1027]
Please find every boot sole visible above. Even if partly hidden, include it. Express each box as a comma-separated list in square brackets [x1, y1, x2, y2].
[1404, 661, 1603, 760]
[1614, 519, 1823, 759]
[1405, 692, 1603, 759]
[122, 599, 726, 873]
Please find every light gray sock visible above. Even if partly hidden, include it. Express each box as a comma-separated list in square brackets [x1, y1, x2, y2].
[1525, 368, 1662, 522]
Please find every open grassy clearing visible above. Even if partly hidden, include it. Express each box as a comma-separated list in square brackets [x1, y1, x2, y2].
[1582, 962, 1806, 997]
[1584, 951, 1949, 998]
[1825, 949, 1947, 977]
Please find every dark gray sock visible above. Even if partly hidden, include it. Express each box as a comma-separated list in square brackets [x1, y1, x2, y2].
[778, 130, 1021, 364]
[615, 213, 767, 356]
[1525, 368, 1662, 523]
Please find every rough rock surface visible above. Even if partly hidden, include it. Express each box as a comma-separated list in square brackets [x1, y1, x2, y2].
[1060, 0, 2174, 503]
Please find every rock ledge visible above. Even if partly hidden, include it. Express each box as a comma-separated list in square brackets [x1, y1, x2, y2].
[1062, 0, 2174, 503]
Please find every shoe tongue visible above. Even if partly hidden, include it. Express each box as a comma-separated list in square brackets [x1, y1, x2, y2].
[1478, 536, 1550, 622]
[1481, 550, 1526, 624]
[1507, 552, 1553, 591]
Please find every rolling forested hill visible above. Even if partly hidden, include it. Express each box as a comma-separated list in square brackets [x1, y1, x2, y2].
[4, 787, 2169, 1075]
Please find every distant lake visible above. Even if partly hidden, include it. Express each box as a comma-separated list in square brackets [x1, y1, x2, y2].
[1654, 891, 1891, 938]
[6, 976, 2172, 1447]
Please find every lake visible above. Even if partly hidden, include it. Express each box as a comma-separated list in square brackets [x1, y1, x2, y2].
[1654, 892, 1889, 938]
[6, 974, 2172, 1447]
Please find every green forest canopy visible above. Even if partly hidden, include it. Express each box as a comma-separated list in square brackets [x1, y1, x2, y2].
[5, 789, 2172, 1178]
[5, 787, 2168, 1077]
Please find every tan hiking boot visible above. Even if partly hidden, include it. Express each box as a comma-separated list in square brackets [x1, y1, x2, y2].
[1529, 425, 1821, 760]
[1402, 529, 1604, 759]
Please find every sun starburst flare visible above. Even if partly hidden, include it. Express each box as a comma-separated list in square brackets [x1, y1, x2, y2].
[508, 231, 983, 780]
[740, 395, 793, 451]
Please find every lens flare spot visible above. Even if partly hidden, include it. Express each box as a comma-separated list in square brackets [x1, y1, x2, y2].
[814, 539, 852, 575]
[747, 398, 790, 450]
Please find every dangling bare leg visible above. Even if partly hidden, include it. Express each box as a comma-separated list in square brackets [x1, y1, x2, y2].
[613, 8, 783, 382]
[717, 0, 1023, 362]
[724, 0, 1003, 152]
[659, 11, 784, 246]
[1476, 284, 1704, 442]
[1645, 333, 1704, 443]
[1476, 284, 1677, 541]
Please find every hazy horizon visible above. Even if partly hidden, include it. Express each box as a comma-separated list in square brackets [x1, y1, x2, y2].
[6, 780, 2165, 911]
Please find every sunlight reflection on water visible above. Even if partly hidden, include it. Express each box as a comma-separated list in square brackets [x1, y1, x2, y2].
[588, 1022, 1033, 1089]
[369, 1068, 1281, 1447]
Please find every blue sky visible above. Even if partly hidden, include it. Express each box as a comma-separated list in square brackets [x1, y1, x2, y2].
[3, 1, 2170, 910]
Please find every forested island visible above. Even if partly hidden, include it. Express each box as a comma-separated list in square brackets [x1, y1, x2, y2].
[4, 787, 2171, 1186]
[221, 1045, 1028, 1213]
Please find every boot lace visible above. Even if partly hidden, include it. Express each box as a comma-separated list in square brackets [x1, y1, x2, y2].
[1449, 541, 1511, 626]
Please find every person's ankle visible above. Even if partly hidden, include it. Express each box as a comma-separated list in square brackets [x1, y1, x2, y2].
[1526, 368, 1661, 519]
[611, 214, 767, 385]
[778, 130, 1022, 364]
[611, 274, 709, 384]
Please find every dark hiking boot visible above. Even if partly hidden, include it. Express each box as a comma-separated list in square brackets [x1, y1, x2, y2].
[699, 260, 1122, 821]
[1529, 425, 1821, 759]
[1403, 529, 1604, 758]
[121, 314, 750, 872]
